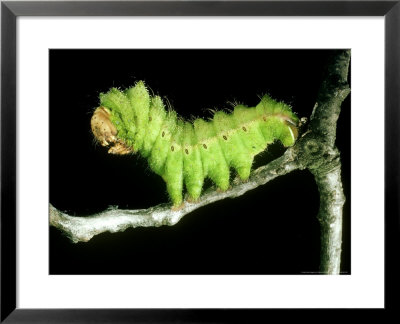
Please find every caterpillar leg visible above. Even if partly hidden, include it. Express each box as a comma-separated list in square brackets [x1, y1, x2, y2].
[164, 140, 184, 209]
[209, 166, 230, 192]
[236, 164, 252, 181]
[202, 141, 230, 191]
[185, 181, 203, 203]
[183, 151, 204, 202]
[166, 179, 183, 209]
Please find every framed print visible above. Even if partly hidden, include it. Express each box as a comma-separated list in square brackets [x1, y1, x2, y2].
[1, 0, 399, 322]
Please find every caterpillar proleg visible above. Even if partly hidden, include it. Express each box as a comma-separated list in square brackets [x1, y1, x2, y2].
[91, 81, 299, 208]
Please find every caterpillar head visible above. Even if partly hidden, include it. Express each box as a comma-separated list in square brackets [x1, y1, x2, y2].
[91, 107, 133, 155]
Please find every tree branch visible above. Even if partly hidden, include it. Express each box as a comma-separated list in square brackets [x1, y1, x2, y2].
[50, 146, 302, 243]
[306, 50, 351, 274]
[50, 50, 351, 274]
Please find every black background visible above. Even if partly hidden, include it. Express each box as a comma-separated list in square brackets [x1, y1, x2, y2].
[49, 49, 350, 275]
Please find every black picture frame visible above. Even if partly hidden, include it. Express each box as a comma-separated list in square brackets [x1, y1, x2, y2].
[1, 0, 399, 322]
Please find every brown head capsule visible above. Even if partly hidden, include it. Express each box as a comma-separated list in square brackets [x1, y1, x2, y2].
[91, 107, 117, 146]
[91, 106, 133, 155]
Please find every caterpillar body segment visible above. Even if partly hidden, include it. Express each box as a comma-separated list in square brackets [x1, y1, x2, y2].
[182, 122, 204, 202]
[125, 82, 151, 152]
[91, 81, 299, 207]
[141, 96, 165, 158]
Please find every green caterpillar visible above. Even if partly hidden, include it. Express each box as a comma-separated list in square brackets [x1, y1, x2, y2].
[91, 81, 299, 208]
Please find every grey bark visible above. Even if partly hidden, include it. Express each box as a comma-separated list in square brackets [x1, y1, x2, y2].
[50, 50, 351, 275]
